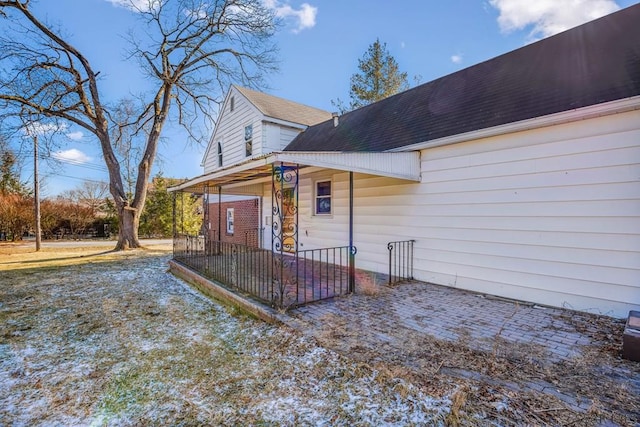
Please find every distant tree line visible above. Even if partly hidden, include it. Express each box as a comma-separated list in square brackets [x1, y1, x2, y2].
[0, 143, 201, 241]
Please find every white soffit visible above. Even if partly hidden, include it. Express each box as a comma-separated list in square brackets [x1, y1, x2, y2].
[277, 151, 421, 181]
[169, 151, 420, 193]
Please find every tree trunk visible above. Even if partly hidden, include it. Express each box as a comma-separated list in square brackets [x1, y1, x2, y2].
[115, 206, 142, 250]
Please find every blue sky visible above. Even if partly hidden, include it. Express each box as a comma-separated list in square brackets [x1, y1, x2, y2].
[12, 0, 640, 196]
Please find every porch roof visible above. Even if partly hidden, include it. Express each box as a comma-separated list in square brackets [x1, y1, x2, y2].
[169, 151, 421, 194]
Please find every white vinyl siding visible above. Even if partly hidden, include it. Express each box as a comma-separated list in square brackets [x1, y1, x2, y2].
[203, 89, 261, 173]
[234, 108, 639, 317]
[203, 90, 307, 173]
[262, 123, 305, 153]
[278, 126, 302, 150]
[287, 109, 640, 318]
[380, 110, 639, 317]
[298, 172, 350, 251]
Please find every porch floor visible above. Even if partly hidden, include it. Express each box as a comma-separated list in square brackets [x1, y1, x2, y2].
[175, 252, 353, 308]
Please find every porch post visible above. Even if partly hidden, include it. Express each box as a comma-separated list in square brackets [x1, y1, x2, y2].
[172, 192, 177, 257]
[349, 171, 355, 293]
[172, 192, 177, 238]
[203, 184, 209, 254]
[218, 186, 222, 242]
[271, 162, 299, 308]
[180, 191, 185, 234]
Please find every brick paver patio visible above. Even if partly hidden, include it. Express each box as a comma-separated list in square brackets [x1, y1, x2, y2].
[291, 282, 596, 362]
[286, 281, 640, 423]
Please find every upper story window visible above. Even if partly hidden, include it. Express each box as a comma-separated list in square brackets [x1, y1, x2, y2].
[244, 124, 253, 157]
[230, 96, 235, 112]
[315, 180, 332, 215]
[217, 141, 223, 167]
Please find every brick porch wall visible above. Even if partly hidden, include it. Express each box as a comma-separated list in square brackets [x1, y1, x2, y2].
[207, 198, 260, 246]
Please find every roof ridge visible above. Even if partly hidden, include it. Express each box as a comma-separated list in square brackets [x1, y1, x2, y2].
[234, 85, 331, 117]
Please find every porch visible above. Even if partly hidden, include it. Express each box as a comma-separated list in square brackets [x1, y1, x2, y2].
[173, 234, 356, 308]
[169, 151, 420, 309]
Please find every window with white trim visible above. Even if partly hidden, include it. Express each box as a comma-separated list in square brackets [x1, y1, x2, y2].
[244, 124, 253, 157]
[315, 180, 332, 215]
[226, 208, 234, 234]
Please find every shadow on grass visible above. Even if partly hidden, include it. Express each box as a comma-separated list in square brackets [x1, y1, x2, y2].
[0, 249, 130, 268]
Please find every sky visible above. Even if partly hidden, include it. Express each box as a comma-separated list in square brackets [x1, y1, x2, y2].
[8, 0, 640, 197]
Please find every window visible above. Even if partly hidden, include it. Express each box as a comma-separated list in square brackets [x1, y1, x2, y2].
[226, 208, 234, 234]
[244, 124, 253, 157]
[315, 180, 332, 215]
[230, 96, 235, 112]
[217, 141, 223, 167]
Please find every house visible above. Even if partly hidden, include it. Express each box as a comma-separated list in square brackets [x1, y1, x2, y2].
[172, 4, 640, 318]
[198, 85, 332, 246]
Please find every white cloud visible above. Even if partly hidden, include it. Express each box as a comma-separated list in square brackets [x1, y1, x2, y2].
[489, 0, 620, 40]
[66, 131, 84, 141]
[52, 149, 92, 164]
[451, 54, 463, 64]
[104, 0, 159, 12]
[107, 0, 317, 33]
[267, 1, 317, 33]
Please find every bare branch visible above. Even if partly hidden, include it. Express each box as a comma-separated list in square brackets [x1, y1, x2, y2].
[1, 0, 279, 249]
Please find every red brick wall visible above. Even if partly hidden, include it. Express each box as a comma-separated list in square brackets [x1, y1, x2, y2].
[206, 199, 261, 246]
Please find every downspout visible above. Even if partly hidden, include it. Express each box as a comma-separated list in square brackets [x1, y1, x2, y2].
[218, 186, 222, 242]
[258, 195, 263, 248]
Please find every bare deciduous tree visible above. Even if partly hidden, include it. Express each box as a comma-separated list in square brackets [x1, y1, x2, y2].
[71, 180, 110, 216]
[0, 0, 278, 249]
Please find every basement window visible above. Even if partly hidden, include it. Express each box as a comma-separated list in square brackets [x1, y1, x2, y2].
[315, 180, 332, 215]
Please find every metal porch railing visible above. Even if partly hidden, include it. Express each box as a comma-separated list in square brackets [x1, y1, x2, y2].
[173, 234, 355, 309]
[387, 239, 415, 285]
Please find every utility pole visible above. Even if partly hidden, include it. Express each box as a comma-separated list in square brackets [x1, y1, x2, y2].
[33, 134, 41, 251]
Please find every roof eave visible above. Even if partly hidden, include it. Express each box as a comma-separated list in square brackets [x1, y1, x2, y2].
[169, 151, 421, 194]
[389, 96, 640, 153]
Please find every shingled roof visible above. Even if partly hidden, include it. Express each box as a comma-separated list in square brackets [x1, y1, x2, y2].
[234, 85, 332, 127]
[285, 4, 640, 152]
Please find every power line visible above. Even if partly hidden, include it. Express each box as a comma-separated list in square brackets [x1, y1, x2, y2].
[13, 152, 109, 172]
[51, 174, 109, 184]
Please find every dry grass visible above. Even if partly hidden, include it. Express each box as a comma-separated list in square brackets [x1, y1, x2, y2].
[3, 243, 638, 426]
[355, 270, 382, 296]
[0, 246, 449, 426]
[311, 299, 640, 427]
[0, 241, 172, 271]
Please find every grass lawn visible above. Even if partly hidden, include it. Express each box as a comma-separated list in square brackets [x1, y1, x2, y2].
[0, 245, 450, 426]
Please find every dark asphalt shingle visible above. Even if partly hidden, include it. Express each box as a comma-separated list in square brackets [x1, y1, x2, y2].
[285, 4, 640, 152]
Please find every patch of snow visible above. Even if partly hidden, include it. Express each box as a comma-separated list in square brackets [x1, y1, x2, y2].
[0, 253, 451, 426]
